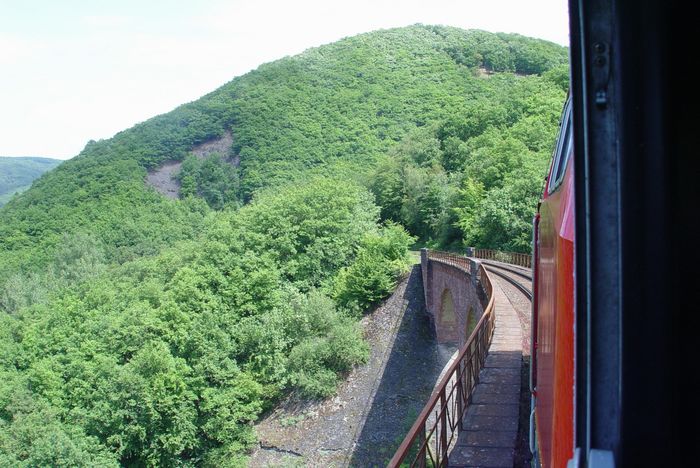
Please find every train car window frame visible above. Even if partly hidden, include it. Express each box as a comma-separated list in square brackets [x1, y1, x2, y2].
[552, 130, 573, 192]
[548, 102, 573, 195]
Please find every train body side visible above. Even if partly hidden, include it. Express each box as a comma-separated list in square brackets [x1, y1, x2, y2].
[532, 100, 575, 468]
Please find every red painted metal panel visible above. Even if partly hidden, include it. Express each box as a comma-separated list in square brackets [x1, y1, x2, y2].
[534, 131, 575, 467]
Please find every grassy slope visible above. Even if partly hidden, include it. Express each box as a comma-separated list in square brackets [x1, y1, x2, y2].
[0, 157, 62, 206]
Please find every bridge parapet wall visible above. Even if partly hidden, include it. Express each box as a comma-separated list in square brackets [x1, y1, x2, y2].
[420, 249, 485, 347]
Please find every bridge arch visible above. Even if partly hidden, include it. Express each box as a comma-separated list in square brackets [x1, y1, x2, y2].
[439, 288, 456, 327]
[466, 305, 477, 338]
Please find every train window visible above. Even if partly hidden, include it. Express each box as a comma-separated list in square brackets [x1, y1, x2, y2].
[548, 102, 573, 194]
[552, 131, 572, 189]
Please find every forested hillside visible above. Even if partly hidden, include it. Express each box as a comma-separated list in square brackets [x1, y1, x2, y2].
[0, 25, 567, 465]
[0, 157, 62, 207]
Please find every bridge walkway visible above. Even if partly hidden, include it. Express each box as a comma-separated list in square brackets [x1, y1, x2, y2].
[448, 275, 523, 467]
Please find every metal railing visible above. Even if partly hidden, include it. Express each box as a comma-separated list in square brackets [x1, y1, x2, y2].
[474, 248, 532, 269]
[389, 250, 495, 468]
[428, 250, 471, 270]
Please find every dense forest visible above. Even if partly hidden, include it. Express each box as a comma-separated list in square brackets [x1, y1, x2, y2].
[0, 157, 62, 207]
[0, 26, 567, 465]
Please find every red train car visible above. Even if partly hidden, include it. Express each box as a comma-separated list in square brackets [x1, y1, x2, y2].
[529, 1, 692, 466]
[531, 97, 575, 468]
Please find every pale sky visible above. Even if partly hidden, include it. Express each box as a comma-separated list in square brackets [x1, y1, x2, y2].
[0, 0, 569, 159]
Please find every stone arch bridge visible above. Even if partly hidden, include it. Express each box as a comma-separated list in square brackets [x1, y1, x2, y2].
[391, 249, 528, 467]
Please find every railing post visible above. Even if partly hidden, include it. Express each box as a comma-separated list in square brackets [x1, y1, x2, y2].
[475, 329, 481, 376]
[421, 248, 431, 321]
[456, 362, 464, 431]
[418, 423, 426, 468]
[470, 257, 479, 287]
[467, 342, 473, 397]
[440, 389, 448, 464]
[420, 248, 429, 266]
[478, 326, 485, 369]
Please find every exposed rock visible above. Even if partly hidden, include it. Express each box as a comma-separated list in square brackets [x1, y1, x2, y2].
[191, 130, 234, 161]
[145, 160, 182, 199]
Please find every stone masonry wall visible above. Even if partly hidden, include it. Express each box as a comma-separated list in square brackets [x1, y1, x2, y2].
[421, 251, 484, 347]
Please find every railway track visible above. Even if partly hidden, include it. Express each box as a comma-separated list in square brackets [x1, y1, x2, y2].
[481, 260, 531, 280]
[482, 261, 533, 301]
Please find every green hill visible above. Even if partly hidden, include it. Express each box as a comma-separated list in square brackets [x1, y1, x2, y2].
[0, 26, 567, 277]
[0, 25, 567, 465]
[0, 157, 62, 206]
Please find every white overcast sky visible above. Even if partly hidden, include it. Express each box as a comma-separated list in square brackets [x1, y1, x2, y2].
[0, 0, 569, 159]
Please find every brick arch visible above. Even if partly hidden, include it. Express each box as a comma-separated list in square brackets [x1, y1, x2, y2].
[466, 306, 477, 338]
[440, 288, 457, 326]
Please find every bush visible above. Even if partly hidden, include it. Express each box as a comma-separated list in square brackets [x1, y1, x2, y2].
[333, 223, 414, 313]
[284, 290, 368, 398]
[177, 153, 239, 210]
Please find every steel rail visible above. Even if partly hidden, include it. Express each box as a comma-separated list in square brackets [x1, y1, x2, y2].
[480, 260, 532, 281]
[482, 264, 533, 301]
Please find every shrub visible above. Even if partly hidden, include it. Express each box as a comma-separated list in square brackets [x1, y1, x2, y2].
[333, 223, 414, 313]
[284, 290, 369, 397]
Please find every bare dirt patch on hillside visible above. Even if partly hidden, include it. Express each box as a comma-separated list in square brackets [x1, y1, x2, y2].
[145, 130, 235, 198]
[191, 130, 234, 160]
[146, 161, 182, 199]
